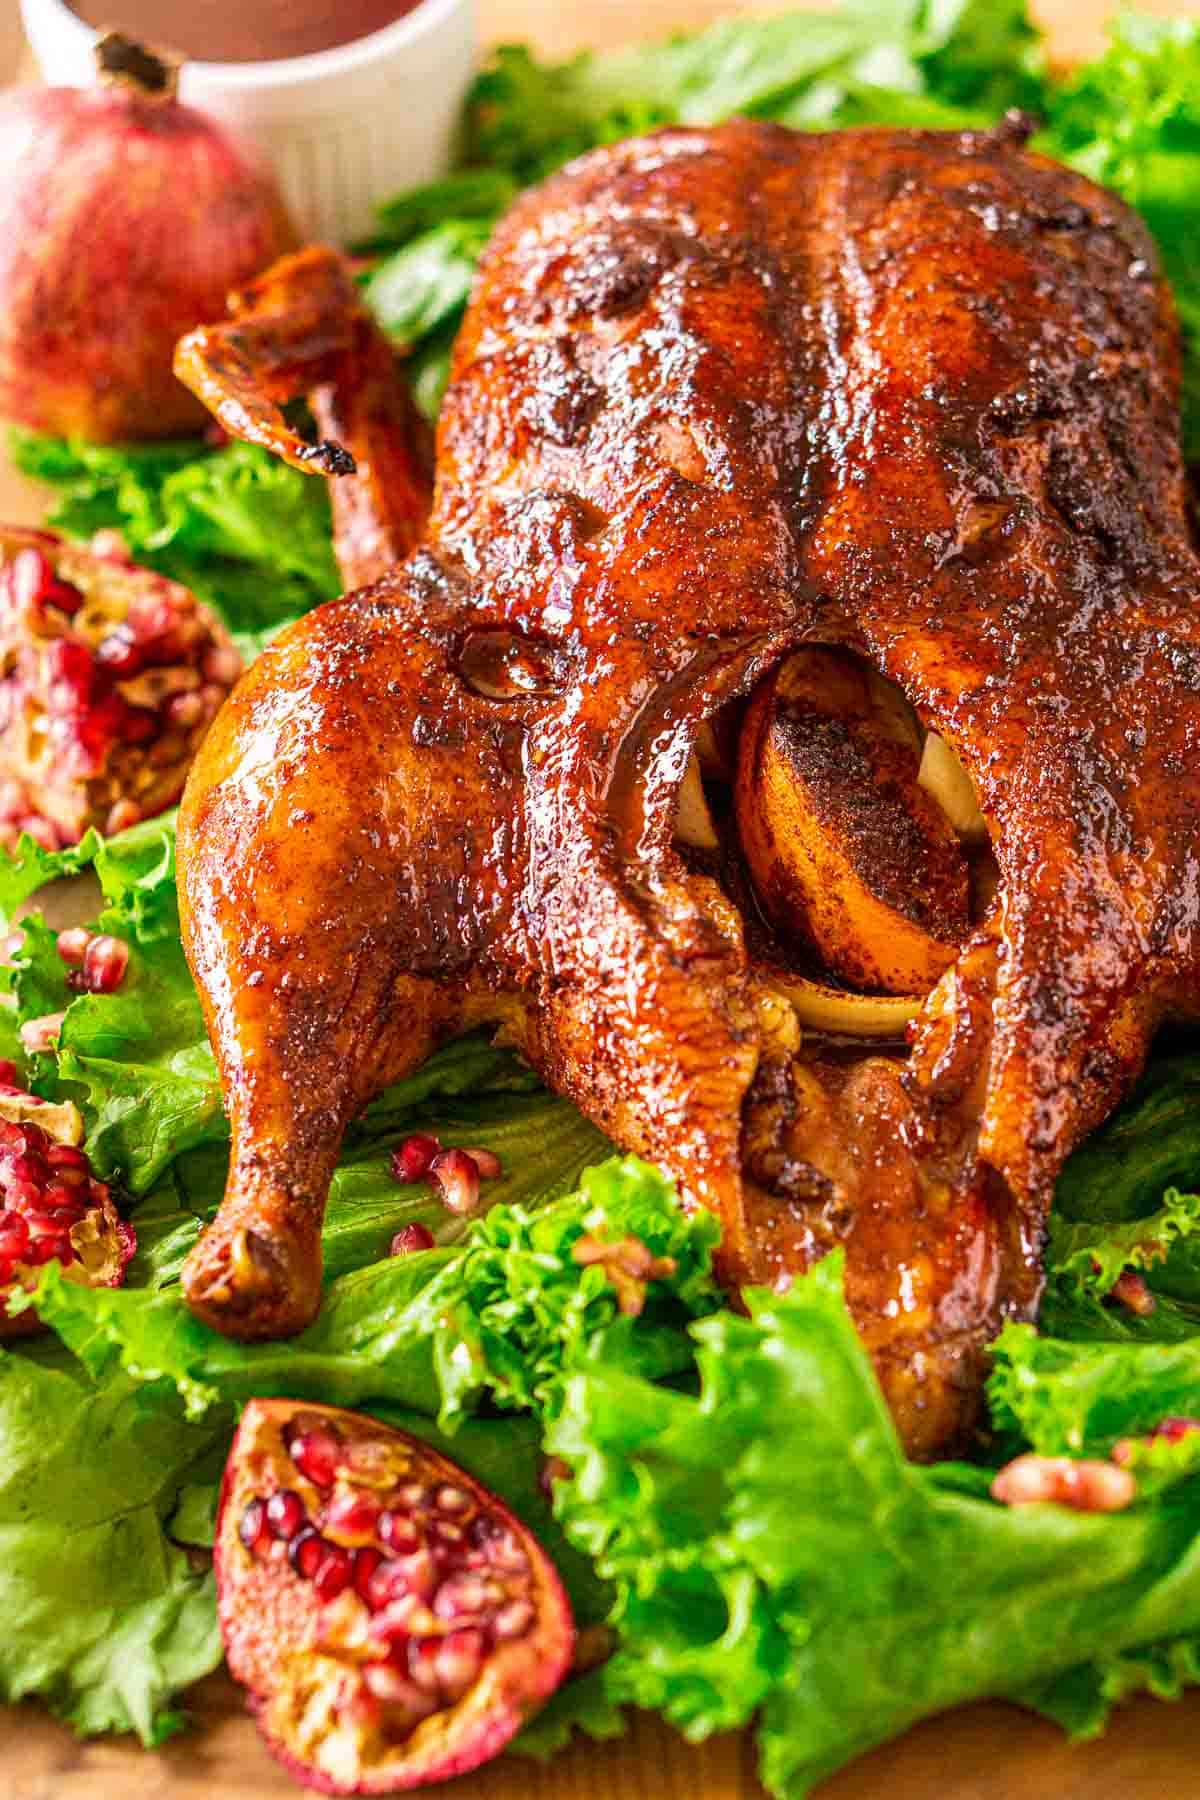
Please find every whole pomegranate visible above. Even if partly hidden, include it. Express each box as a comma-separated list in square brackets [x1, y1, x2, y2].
[216, 1400, 575, 1793]
[0, 34, 294, 442]
[0, 525, 240, 849]
[0, 1072, 135, 1338]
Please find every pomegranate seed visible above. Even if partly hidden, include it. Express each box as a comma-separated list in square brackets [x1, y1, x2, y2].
[120, 706, 158, 748]
[288, 1528, 328, 1580]
[46, 1144, 88, 1178]
[79, 935, 129, 994]
[435, 1485, 472, 1516]
[289, 1427, 341, 1488]
[0, 1210, 30, 1263]
[483, 1527, 528, 1575]
[1154, 1416, 1200, 1443]
[46, 639, 94, 706]
[43, 578, 84, 617]
[14, 1122, 49, 1157]
[377, 1511, 421, 1554]
[407, 1638, 443, 1696]
[238, 1498, 270, 1555]
[991, 1454, 1135, 1512]
[432, 1573, 497, 1622]
[166, 690, 206, 728]
[370, 1593, 437, 1642]
[390, 1134, 440, 1183]
[7, 547, 53, 610]
[313, 1546, 353, 1603]
[56, 927, 92, 966]
[324, 1489, 380, 1544]
[368, 1550, 436, 1610]
[265, 1489, 306, 1540]
[462, 1147, 502, 1179]
[390, 1222, 436, 1256]
[19, 1013, 64, 1054]
[95, 627, 143, 677]
[429, 1148, 481, 1216]
[492, 1598, 535, 1641]
[105, 800, 140, 835]
[203, 644, 241, 686]
[362, 1662, 433, 1712]
[24, 1232, 70, 1266]
[353, 1545, 384, 1604]
[1114, 1417, 1200, 1465]
[433, 1628, 485, 1700]
[89, 529, 130, 562]
[44, 1201, 85, 1228]
[1110, 1269, 1156, 1316]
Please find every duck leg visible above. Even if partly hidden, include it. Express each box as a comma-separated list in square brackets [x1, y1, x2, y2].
[177, 581, 522, 1336]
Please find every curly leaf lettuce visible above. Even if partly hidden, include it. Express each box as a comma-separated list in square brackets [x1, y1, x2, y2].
[32, 1156, 718, 1426]
[550, 1255, 1200, 1798]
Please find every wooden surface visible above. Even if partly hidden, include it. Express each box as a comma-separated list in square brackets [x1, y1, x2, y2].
[3, 0, 1200, 1795]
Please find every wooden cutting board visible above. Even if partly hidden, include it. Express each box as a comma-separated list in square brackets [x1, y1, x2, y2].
[3, 1, 1200, 1795]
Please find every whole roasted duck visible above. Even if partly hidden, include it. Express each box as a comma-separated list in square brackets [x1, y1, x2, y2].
[174, 120, 1200, 1457]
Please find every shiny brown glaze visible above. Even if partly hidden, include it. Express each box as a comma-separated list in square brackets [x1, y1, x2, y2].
[177, 246, 432, 587]
[176, 121, 1200, 1457]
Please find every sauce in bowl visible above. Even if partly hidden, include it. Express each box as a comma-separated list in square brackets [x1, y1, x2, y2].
[68, 0, 426, 63]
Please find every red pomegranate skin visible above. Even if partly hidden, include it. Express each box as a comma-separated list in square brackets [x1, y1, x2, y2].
[0, 83, 295, 442]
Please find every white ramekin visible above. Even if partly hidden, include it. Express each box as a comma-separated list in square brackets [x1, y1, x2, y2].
[19, 0, 478, 245]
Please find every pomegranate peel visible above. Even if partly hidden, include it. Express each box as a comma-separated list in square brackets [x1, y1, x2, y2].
[216, 1400, 575, 1794]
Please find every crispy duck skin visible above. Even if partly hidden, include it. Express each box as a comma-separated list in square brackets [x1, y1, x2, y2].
[174, 121, 1200, 1457]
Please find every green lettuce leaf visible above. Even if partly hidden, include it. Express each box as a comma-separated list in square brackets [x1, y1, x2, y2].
[1045, 1187, 1200, 1303]
[32, 1155, 717, 1427]
[511, 1666, 626, 1759]
[989, 1324, 1200, 1456]
[550, 1255, 1200, 1799]
[0, 1342, 227, 1742]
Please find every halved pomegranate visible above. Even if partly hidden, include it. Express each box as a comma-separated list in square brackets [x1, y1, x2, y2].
[0, 1079, 135, 1338]
[0, 526, 240, 849]
[216, 1400, 575, 1794]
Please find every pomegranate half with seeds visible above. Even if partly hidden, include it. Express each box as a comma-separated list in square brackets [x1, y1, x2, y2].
[216, 1400, 575, 1794]
[0, 1078, 135, 1338]
[0, 526, 240, 849]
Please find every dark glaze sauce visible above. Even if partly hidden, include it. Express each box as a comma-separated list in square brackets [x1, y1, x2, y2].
[70, 0, 425, 63]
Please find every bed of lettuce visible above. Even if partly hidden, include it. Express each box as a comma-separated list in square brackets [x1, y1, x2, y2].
[5, 2, 1200, 1794]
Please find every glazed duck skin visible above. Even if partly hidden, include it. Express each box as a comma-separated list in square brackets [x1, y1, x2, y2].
[175, 121, 1200, 1457]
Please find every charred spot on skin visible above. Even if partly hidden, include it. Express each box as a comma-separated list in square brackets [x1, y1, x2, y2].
[558, 224, 685, 321]
[298, 439, 357, 478]
[519, 343, 603, 447]
[984, 111, 1038, 151]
